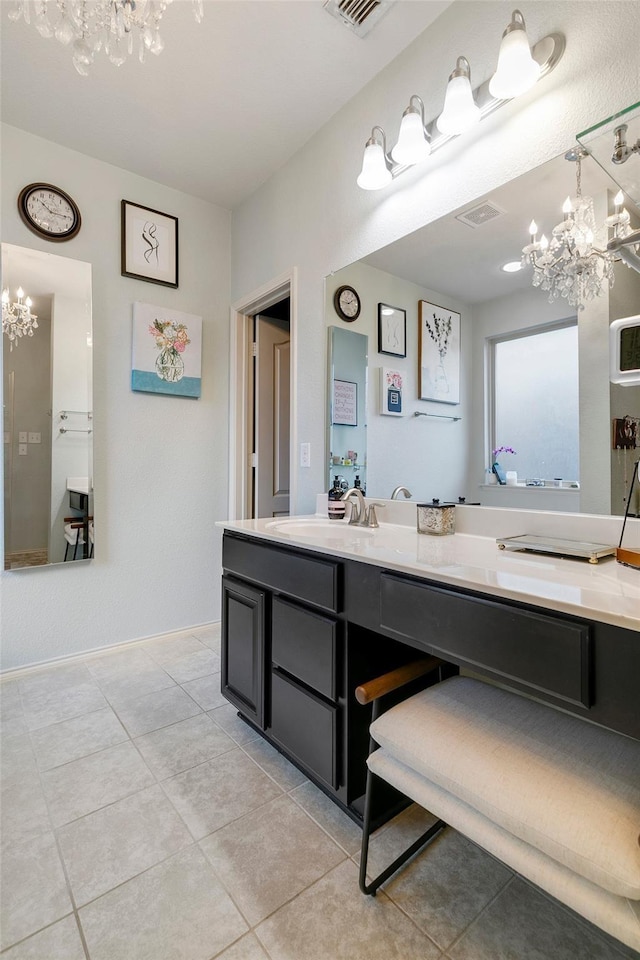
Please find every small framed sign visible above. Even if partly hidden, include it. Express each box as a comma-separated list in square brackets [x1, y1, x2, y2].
[332, 379, 357, 426]
[121, 200, 178, 288]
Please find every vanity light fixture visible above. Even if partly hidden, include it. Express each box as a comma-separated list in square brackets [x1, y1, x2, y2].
[436, 57, 480, 136]
[6, 0, 204, 75]
[489, 10, 540, 100]
[522, 149, 635, 310]
[356, 19, 565, 189]
[2, 286, 38, 350]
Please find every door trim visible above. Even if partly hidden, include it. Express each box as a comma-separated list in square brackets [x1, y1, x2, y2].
[229, 268, 297, 520]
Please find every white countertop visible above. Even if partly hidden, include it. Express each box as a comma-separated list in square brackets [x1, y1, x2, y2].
[219, 511, 640, 633]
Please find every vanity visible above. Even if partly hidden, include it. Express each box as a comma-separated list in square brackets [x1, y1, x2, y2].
[220, 505, 640, 826]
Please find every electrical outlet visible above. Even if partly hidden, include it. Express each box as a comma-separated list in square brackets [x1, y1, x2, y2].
[28, 432, 41, 444]
[18, 431, 27, 444]
[18, 444, 28, 456]
[300, 442, 311, 468]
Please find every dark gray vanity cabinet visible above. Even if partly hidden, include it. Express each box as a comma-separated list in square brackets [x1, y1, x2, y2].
[221, 576, 267, 729]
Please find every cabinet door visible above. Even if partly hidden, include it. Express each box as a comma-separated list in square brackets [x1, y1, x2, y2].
[221, 576, 266, 729]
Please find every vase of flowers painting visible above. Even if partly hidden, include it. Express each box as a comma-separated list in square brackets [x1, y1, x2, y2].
[151, 319, 190, 382]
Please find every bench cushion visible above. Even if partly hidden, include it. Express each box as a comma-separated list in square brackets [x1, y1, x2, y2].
[370, 676, 640, 899]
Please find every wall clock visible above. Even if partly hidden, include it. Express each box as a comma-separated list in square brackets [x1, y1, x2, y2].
[18, 183, 82, 242]
[333, 284, 361, 322]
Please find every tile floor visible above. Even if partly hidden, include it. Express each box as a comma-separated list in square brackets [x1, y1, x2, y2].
[1, 625, 637, 960]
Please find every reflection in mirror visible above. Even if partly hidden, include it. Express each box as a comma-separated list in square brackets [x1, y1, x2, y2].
[2, 244, 93, 568]
[325, 152, 640, 516]
[327, 326, 367, 494]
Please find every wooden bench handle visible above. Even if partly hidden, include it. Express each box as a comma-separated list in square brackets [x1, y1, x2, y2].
[355, 656, 444, 705]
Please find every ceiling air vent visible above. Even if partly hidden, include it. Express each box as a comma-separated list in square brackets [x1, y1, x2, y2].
[323, 0, 393, 37]
[455, 201, 506, 229]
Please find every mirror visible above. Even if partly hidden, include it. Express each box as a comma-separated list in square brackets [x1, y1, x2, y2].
[325, 152, 640, 514]
[2, 244, 93, 568]
[327, 326, 368, 494]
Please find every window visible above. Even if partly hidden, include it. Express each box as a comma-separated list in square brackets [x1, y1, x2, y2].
[490, 321, 579, 482]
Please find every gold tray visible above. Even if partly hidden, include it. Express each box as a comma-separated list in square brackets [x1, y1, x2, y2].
[496, 535, 615, 564]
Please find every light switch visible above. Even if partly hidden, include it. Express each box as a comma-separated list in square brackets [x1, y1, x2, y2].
[18, 444, 28, 456]
[18, 431, 27, 444]
[300, 442, 311, 468]
[28, 432, 41, 443]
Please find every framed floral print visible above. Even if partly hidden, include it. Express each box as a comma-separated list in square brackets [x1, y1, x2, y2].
[418, 300, 460, 404]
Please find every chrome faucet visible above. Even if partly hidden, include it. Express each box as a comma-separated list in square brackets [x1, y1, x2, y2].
[390, 486, 412, 500]
[341, 487, 366, 525]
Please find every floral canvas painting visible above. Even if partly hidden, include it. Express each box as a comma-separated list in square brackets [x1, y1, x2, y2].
[419, 300, 461, 404]
[131, 302, 202, 398]
[380, 367, 404, 416]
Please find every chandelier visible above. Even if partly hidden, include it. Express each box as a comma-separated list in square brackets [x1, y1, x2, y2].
[521, 147, 633, 310]
[7, 0, 204, 75]
[2, 287, 39, 351]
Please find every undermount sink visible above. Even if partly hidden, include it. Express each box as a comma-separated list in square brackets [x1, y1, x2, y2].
[265, 518, 375, 540]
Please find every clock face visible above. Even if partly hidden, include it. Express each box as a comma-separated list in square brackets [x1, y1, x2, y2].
[18, 183, 81, 241]
[334, 285, 361, 322]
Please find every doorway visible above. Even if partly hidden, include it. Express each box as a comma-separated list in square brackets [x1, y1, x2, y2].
[229, 269, 297, 520]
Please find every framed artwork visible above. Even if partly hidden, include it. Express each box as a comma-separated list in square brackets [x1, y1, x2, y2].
[378, 303, 406, 357]
[131, 301, 202, 398]
[332, 379, 357, 426]
[380, 367, 404, 416]
[419, 300, 461, 404]
[121, 200, 178, 287]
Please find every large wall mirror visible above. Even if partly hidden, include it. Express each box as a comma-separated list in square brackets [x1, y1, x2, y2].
[2, 243, 93, 569]
[325, 149, 640, 517]
[327, 326, 368, 493]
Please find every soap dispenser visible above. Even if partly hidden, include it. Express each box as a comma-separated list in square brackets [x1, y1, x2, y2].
[328, 476, 346, 520]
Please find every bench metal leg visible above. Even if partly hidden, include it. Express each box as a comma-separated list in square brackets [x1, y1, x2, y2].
[359, 763, 446, 895]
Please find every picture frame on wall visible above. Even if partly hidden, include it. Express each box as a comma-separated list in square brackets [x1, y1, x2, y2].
[378, 303, 406, 357]
[380, 367, 404, 416]
[121, 200, 179, 287]
[332, 379, 357, 426]
[418, 300, 460, 404]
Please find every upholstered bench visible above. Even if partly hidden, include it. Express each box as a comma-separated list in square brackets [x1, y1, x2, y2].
[358, 671, 640, 952]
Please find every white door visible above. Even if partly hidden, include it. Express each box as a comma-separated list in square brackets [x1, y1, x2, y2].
[254, 314, 290, 517]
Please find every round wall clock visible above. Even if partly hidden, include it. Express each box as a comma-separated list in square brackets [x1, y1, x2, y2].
[18, 183, 81, 242]
[334, 284, 361, 322]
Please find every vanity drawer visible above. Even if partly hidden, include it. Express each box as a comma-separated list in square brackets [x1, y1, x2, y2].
[272, 597, 337, 700]
[270, 670, 338, 789]
[379, 573, 591, 708]
[223, 534, 341, 613]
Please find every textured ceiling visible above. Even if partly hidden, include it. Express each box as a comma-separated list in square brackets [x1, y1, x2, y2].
[1, 0, 451, 209]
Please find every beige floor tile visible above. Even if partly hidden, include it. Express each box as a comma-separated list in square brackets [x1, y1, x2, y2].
[1, 732, 37, 785]
[58, 784, 192, 905]
[79, 846, 248, 960]
[0, 680, 23, 721]
[30, 706, 127, 770]
[366, 825, 512, 951]
[144, 635, 207, 666]
[290, 780, 363, 855]
[191, 623, 221, 653]
[162, 747, 282, 840]
[201, 794, 345, 925]
[42, 740, 155, 827]
[162, 649, 221, 684]
[1, 775, 51, 845]
[95, 663, 176, 706]
[208, 703, 262, 744]
[0, 832, 72, 951]
[0, 715, 28, 739]
[256, 859, 442, 960]
[241, 736, 308, 792]
[0, 915, 85, 959]
[113, 684, 201, 738]
[449, 877, 634, 960]
[85, 646, 157, 680]
[21, 681, 109, 732]
[134, 712, 234, 779]
[18, 663, 92, 699]
[216, 932, 271, 960]
[181, 672, 227, 710]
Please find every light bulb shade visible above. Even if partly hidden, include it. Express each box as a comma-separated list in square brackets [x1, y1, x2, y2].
[357, 141, 392, 190]
[391, 111, 430, 165]
[436, 73, 480, 136]
[489, 21, 540, 99]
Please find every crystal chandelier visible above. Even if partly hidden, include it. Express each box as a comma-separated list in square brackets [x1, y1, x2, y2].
[521, 147, 633, 310]
[2, 287, 39, 351]
[7, 0, 204, 75]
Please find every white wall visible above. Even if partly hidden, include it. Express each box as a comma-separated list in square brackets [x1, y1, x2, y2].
[232, 0, 640, 514]
[326, 262, 470, 501]
[1, 124, 231, 670]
